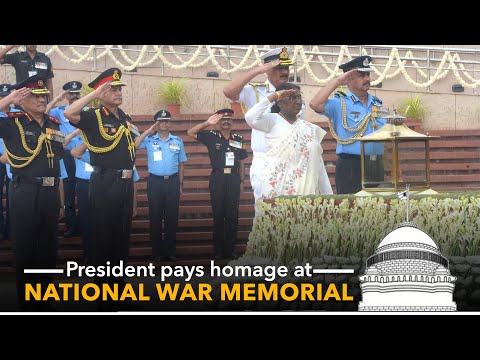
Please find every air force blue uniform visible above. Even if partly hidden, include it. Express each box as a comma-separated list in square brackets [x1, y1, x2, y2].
[140, 132, 186, 260]
[319, 90, 386, 194]
[139, 133, 186, 176]
[50, 105, 78, 237]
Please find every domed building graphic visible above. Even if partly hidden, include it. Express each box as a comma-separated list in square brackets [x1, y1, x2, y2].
[358, 221, 457, 311]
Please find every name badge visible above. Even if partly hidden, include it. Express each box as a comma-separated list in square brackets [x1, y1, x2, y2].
[85, 162, 94, 172]
[229, 139, 242, 149]
[154, 150, 162, 162]
[35, 62, 47, 70]
[225, 152, 234, 166]
[28, 70, 37, 77]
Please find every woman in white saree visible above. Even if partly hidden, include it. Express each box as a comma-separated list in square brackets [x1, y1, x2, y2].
[245, 83, 332, 200]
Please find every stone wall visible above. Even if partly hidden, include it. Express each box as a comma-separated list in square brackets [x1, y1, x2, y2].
[1, 45, 480, 130]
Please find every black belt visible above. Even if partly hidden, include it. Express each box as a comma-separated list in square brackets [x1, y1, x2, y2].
[12, 174, 60, 187]
[150, 172, 178, 180]
[338, 153, 361, 160]
[93, 166, 133, 179]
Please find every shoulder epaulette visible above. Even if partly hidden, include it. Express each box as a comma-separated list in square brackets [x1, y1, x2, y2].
[209, 130, 220, 137]
[7, 111, 24, 118]
[248, 82, 266, 87]
[372, 96, 383, 105]
[101, 106, 109, 116]
[82, 106, 91, 112]
[334, 91, 347, 98]
[48, 115, 62, 125]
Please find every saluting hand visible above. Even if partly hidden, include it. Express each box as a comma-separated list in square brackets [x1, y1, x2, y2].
[206, 113, 224, 125]
[149, 122, 161, 135]
[93, 82, 111, 99]
[55, 90, 69, 102]
[276, 89, 298, 101]
[338, 69, 357, 85]
[8, 88, 31, 106]
[259, 59, 282, 73]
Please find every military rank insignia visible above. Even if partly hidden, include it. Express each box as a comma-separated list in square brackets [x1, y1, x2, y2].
[45, 128, 65, 143]
[229, 134, 243, 149]
[229, 139, 243, 149]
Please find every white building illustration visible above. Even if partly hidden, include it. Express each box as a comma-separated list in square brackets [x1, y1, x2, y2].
[358, 221, 457, 311]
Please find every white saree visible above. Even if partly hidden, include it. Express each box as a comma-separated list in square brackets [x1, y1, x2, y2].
[245, 97, 333, 200]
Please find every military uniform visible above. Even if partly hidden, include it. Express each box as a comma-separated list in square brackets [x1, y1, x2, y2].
[69, 68, 137, 305]
[1, 50, 54, 85]
[196, 110, 247, 259]
[49, 81, 83, 238]
[0, 75, 64, 310]
[140, 110, 186, 261]
[318, 56, 386, 194]
[70, 134, 140, 266]
[237, 47, 305, 203]
[0, 84, 15, 240]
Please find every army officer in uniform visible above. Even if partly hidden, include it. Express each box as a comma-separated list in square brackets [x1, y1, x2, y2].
[0, 74, 65, 311]
[64, 68, 139, 310]
[187, 109, 247, 260]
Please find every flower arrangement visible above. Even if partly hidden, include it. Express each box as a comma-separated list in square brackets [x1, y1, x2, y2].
[245, 194, 480, 261]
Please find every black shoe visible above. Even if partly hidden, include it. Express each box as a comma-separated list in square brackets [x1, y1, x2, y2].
[214, 254, 225, 260]
[167, 255, 177, 262]
[64, 229, 74, 238]
[153, 256, 167, 262]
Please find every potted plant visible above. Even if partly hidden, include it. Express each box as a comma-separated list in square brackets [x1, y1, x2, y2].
[156, 78, 189, 115]
[397, 94, 429, 120]
[81, 81, 99, 107]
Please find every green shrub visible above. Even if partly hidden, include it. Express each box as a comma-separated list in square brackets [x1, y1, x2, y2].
[156, 78, 189, 106]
